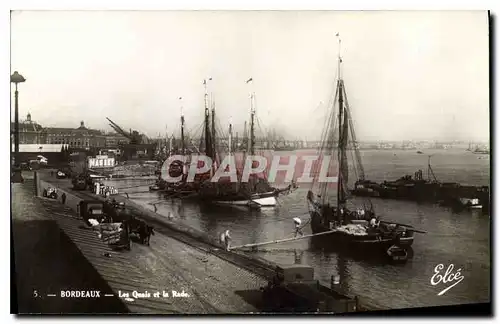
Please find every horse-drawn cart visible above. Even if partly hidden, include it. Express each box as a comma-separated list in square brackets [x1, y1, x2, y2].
[78, 199, 131, 250]
[96, 222, 131, 250]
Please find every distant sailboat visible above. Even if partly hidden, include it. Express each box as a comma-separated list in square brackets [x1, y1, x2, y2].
[472, 145, 489, 155]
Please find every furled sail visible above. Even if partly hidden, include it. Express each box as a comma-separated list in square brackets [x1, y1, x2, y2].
[340, 104, 350, 201]
[337, 80, 350, 205]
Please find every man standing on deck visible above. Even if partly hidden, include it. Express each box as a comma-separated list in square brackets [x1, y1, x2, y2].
[370, 216, 380, 228]
[339, 207, 345, 225]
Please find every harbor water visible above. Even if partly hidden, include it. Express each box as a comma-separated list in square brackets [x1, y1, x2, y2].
[103, 149, 490, 310]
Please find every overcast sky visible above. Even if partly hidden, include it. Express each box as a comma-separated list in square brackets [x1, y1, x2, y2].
[10, 10, 489, 141]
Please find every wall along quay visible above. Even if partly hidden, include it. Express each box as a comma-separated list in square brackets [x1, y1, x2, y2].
[36, 170, 376, 313]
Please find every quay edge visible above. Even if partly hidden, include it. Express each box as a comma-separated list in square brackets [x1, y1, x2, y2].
[35, 170, 378, 312]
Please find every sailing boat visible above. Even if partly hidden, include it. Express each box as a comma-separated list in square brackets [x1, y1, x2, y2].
[306, 35, 416, 253]
[150, 132, 178, 192]
[193, 78, 278, 207]
[472, 144, 489, 155]
[153, 100, 195, 194]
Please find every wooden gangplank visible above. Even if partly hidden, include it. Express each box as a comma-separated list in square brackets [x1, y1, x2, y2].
[230, 230, 338, 251]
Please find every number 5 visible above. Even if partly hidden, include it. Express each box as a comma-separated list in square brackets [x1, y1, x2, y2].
[33, 290, 38, 297]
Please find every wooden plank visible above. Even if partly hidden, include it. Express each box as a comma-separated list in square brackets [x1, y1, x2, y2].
[230, 230, 339, 250]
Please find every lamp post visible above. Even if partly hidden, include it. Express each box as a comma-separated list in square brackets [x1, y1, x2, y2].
[11, 71, 26, 183]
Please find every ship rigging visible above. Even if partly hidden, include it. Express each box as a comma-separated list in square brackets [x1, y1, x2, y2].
[305, 34, 420, 258]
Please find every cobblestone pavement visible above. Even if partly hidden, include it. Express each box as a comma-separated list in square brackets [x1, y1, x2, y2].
[11, 180, 129, 314]
[130, 228, 267, 313]
[14, 176, 267, 314]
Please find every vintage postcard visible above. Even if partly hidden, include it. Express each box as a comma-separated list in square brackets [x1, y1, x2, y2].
[10, 10, 491, 315]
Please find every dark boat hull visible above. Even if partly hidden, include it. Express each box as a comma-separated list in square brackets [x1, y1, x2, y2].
[308, 232, 415, 263]
[352, 180, 490, 213]
[162, 185, 278, 206]
[309, 210, 414, 252]
[199, 191, 278, 206]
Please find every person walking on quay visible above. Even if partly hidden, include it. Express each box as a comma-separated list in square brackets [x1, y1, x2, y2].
[293, 217, 303, 237]
[61, 193, 66, 205]
[219, 231, 225, 246]
[121, 219, 131, 250]
[220, 229, 231, 251]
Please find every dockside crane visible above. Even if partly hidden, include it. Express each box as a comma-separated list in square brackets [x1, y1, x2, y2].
[106, 117, 149, 145]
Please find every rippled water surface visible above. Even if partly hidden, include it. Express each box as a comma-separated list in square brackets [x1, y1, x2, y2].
[103, 149, 490, 310]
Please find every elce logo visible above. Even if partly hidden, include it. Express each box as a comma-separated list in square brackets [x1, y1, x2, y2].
[430, 264, 465, 296]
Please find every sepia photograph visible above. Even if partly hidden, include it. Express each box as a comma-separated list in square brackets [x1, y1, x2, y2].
[9, 9, 491, 315]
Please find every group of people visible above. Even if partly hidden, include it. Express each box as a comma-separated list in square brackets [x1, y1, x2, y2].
[94, 182, 118, 197]
[354, 209, 366, 218]
[42, 187, 58, 199]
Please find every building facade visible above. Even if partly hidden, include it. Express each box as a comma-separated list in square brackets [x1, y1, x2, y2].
[11, 113, 135, 150]
[104, 133, 129, 148]
[10, 113, 46, 145]
[44, 121, 107, 149]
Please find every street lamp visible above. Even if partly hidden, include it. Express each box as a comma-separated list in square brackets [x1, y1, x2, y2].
[11, 71, 26, 183]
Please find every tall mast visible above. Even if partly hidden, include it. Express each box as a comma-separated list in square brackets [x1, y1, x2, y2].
[250, 92, 256, 156]
[203, 78, 212, 160]
[243, 121, 248, 151]
[247, 77, 255, 156]
[337, 83, 344, 208]
[228, 117, 233, 155]
[336, 33, 345, 209]
[180, 97, 185, 155]
[164, 125, 170, 156]
[169, 134, 174, 154]
[337, 32, 342, 80]
[211, 93, 217, 162]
